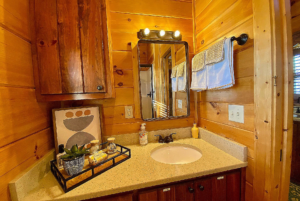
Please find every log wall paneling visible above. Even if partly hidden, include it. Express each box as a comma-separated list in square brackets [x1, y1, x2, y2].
[193, 0, 255, 199]
[0, 1, 61, 200]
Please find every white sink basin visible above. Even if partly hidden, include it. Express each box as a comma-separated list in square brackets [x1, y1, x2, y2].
[151, 144, 202, 164]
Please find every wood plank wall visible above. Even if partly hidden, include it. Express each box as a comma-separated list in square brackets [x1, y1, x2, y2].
[291, 0, 300, 35]
[65, 0, 195, 136]
[0, 0, 60, 200]
[193, 0, 254, 200]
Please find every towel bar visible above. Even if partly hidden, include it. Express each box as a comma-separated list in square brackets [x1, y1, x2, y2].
[231, 34, 248, 45]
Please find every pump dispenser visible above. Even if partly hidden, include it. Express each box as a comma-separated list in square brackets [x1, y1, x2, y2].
[139, 123, 148, 146]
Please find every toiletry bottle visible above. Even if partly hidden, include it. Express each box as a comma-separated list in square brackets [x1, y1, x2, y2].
[56, 144, 65, 169]
[192, 123, 199, 139]
[139, 123, 148, 146]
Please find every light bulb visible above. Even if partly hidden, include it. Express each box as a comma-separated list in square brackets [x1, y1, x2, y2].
[159, 30, 166, 37]
[174, 30, 180, 38]
[144, 28, 150, 36]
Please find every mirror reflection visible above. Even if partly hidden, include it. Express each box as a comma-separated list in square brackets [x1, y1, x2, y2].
[138, 41, 190, 121]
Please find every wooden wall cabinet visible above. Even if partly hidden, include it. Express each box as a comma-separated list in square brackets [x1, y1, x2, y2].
[30, 0, 114, 101]
[86, 169, 243, 201]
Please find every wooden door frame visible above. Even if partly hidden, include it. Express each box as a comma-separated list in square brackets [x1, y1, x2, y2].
[252, 0, 293, 200]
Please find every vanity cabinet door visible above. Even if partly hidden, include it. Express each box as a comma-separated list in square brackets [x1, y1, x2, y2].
[138, 190, 158, 201]
[212, 175, 227, 201]
[175, 182, 194, 201]
[194, 178, 212, 201]
[226, 172, 241, 201]
[158, 186, 176, 201]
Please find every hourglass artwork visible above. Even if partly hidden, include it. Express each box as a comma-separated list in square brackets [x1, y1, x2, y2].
[52, 106, 102, 154]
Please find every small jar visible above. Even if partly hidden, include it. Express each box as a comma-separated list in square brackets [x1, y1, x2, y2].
[90, 140, 99, 154]
[107, 137, 117, 154]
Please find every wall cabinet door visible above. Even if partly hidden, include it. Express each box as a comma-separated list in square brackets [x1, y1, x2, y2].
[175, 182, 194, 201]
[31, 0, 114, 101]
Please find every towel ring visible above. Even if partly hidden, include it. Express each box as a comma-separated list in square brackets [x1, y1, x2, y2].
[231, 34, 248, 45]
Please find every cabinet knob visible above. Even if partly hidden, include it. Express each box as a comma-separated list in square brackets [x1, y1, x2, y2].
[188, 187, 194, 193]
[199, 185, 204, 191]
[97, 86, 103, 90]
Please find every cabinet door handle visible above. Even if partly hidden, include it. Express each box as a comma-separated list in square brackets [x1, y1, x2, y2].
[97, 85, 103, 90]
[188, 187, 194, 193]
[199, 185, 204, 191]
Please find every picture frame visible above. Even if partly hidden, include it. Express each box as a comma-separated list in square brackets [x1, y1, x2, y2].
[52, 106, 102, 155]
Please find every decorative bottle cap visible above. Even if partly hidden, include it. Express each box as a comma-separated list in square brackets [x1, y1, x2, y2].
[58, 144, 64, 153]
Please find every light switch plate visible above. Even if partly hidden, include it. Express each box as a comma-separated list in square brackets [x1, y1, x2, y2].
[125, 106, 133, 119]
[228, 105, 244, 123]
[178, 100, 182, 109]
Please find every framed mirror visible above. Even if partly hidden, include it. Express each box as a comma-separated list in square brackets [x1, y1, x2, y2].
[138, 40, 190, 121]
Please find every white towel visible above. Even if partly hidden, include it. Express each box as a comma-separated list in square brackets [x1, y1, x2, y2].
[206, 38, 234, 90]
[171, 66, 177, 92]
[177, 62, 186, 92]
[191, 51, 207, 91]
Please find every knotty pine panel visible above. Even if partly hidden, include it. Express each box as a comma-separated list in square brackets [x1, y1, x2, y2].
[196, 16, 254, 53]
[199, 118, 254, 158]
[194, 0, 212, 18]
[199, 102, 254, 132]
[114, 70, 134, 88]
[112, 51, 133, 70]
[110, 12, 193, 37]
[292, 14, 300, 34]
[198, 76, 254, 104]
[0, 86, 59, 148]
[109, 0, 192, 19]
[0, 128, 54, 201]
[0, 0, 31, 40]
[195, 0, 238, 34]
[291, 0, 300, 18]
[0, 27, 34, 87]
[103, 105, 137, 125]
[245, 182, 253, 201]
[246, 157, 254, 185]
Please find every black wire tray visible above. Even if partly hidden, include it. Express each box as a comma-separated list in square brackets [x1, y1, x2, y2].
[50, 142, 131, 193]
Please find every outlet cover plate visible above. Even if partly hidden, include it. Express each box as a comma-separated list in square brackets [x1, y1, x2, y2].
[228, 105, 244, 123]
[125, 106, 133, 119]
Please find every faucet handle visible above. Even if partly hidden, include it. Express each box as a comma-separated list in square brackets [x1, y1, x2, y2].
[155, 135, 164, 143]
[169, 133, 176, 142]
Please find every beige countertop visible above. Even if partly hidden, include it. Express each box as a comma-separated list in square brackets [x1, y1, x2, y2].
[20, 138, 247, 201]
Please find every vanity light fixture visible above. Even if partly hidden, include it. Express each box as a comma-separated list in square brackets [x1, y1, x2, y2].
[144, 28, 150, 36]
[159, 30, 166, 37]
[174, 30, 181, 38]
[137, 29, 182, 41]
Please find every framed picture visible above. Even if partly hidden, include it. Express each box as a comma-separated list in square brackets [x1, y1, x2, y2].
[52, 106, 102, 154]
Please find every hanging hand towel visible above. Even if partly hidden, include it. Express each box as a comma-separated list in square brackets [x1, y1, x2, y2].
[177, 62, 186, 92]
[206, 38, 235, 90]
[171, 65, 177, 92]
[191, 50, 207, 91]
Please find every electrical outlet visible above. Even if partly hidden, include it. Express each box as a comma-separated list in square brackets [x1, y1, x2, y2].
[125, 106, 133, 119]
[228, 105, 244, 123]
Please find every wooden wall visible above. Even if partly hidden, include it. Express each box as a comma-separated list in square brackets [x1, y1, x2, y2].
[70, 0, 195, 136]
[193, 0, 254, 200]
[291, 0, 300, 36]
[0, 0, 60, 200]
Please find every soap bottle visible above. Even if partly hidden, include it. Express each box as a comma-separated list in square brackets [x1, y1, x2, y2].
[56, 144, 65, 169]
[192, 123, 199, 139]
[139, 123, 148, 146]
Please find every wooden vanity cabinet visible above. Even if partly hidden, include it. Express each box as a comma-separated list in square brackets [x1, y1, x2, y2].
[29, 0, 114, 101]
[84, 169, 244, 201]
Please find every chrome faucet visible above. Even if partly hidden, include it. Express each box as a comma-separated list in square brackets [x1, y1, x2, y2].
[155, 133, 176, 143]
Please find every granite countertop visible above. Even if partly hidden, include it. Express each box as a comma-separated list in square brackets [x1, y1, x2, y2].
[19, 138, 247, 201]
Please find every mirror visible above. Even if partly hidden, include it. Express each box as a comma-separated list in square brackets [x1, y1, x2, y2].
[138, 40, 190, 121]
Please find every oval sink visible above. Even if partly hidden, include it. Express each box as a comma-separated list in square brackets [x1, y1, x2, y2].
[151, 144, 202, 164]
